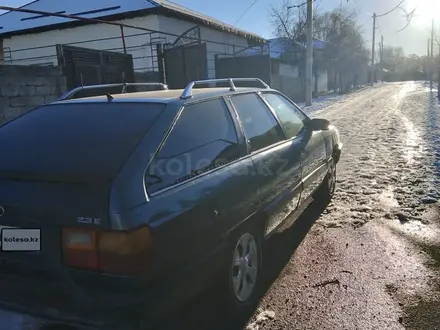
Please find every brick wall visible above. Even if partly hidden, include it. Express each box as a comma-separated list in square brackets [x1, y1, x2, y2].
[0, 65, 67, 125]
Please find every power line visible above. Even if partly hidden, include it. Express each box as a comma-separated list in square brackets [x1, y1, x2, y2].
[288, 0, 315, 9]
[396, 6, 417, 32]
[377, 0, 405, 17]
[233, 0, 259, 26]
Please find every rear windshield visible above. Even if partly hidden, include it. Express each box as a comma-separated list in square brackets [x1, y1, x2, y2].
[0, 102, 164, 181]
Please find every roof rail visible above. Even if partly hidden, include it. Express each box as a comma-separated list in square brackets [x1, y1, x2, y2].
[180, 78, 270, 100]
[59, 82, 169, 100]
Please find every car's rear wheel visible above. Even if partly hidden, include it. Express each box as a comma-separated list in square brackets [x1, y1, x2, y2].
[315, 158, 337, 205]
[231, 232, 259, 303]
[220, 223, 263, 314]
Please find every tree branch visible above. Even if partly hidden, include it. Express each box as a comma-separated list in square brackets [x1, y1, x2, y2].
[377, 0, 405, 17]
[288, 0, 315, 9]
[396, 6, 416, 32]
[270, 6, 294, 40]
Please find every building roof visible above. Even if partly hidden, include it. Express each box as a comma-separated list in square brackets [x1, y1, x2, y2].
[154, 1, 263, 41]
[0, 0, 155, 34]
[0, 0, 264, 42]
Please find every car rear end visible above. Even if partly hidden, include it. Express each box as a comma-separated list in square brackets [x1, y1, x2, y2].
[0, 101, 166, 329]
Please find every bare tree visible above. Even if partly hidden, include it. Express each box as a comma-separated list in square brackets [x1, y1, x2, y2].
[318, 9, 369, 91]
[269, 2, 369, 93]
[381, 46, 406, 71]
[269, 0, 325, 42]
[270, 0, 305, 41]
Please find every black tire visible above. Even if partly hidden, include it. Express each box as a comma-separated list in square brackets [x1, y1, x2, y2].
[315, 158, 337, 205]
[219, 221, 264, 315]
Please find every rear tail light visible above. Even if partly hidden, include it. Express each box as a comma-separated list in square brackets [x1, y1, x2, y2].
[62, 229, 98, 270]
[62, 226, 152, 276]
[98, 227, 152, 275]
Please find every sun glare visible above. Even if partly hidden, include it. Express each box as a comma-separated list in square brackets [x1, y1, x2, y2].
[408, 0, 440, 26]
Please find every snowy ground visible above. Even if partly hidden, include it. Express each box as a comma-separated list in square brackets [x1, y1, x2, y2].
[318, 82, 440, 227]
[297, 92, 347, 115]
[252, 81, 440, 330]
[2, 82, 440, 330]
[297, 86, 374, 117]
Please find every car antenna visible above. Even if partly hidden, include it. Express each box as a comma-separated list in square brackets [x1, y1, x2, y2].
[106, 93, 114, 102]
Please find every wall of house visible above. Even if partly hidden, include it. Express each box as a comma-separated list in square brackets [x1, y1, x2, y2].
[2, 15, 160, 70]
[2, 15, 250, 78]
[278, 62, 299, 78]
[0, 65, 67, 125]
[157, 16, 250, 79]
[272, 61, 329, 101]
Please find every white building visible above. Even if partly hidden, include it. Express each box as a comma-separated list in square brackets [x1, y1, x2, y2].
[0, 0, 264, 81]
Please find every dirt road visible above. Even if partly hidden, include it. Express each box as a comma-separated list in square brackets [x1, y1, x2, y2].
[157, 82, 440, 330]
[251, 82, 440, 330]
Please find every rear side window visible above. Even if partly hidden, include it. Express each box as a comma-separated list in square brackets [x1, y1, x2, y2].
[0, 103, 164, 179]
[230, 93, 284, 152]
[146, 98, 241, 193]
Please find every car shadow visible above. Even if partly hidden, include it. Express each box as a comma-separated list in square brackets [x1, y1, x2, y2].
[157, 198, 328, 330]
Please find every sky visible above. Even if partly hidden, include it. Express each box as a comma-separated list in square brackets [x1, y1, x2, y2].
[2, 0, 439, 56]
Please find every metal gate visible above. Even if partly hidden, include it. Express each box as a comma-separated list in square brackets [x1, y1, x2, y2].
[162, 26, 208, 89]
[215, 46, 272, 85]
[56, 44, 135, 92]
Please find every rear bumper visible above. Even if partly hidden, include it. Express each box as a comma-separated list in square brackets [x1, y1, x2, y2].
[0, 240, 228, 330]
[0, 271, 142, 330]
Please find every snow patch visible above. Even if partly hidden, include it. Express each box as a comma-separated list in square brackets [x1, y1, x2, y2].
[246, 310, 276, 330]
[379, 186, 400, 209]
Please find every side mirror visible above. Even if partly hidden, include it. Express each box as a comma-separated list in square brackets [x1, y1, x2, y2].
[307, 118, 330, 131]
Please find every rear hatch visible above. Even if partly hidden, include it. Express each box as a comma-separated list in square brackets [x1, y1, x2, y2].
[0, 101, 164, 324]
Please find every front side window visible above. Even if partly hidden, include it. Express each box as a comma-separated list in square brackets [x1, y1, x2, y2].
[146, 98, 240, 193]
[261, 93, 306, 139]
[230, 93, 284, 153]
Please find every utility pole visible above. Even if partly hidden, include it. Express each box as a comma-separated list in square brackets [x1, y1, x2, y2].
[380, 35, 384, 82]
[428, 39, 431, 82]
[428, 39, 430, 58]
[380, 36, 383, 56]
[305, 0, 313, 106]
[431, 19, 434, 90]
[370, 13, 377, 85]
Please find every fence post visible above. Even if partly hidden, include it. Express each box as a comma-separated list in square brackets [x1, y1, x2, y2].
[214, 54, 219, 78]
[156, 44, 165, 84]
[120, 26, 127, 54]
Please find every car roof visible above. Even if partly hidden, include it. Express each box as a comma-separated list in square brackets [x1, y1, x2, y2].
[52, 87, 270, 106]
